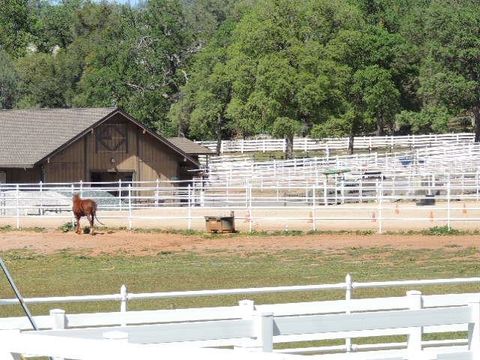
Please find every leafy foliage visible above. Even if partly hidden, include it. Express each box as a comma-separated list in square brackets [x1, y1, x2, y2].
[0, 0, 478, 145]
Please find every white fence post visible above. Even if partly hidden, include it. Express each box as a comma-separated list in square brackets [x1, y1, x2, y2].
[70, 184, 75, 228]
[50, 308, 66, 330]
[154, 179, 159, 207]
[248, 182, 253, 232]
[236, 300, 256, 351]
[79, 180, 83, 198]
[377, 180, 383, 234]
[187, 184, 192, 230]
[254, 312, 274, 352]
[15, 184, 19, 229]
[128, 185, 132, 230]
[469, 297, 480, 356]
[345, 273, 353, 352]
[50, 308, 66, 360]
[312, 185, 316, 231]
[447, 177, 451, 230]
[407, 290, 423, 359]
[39, 181, 43, 216]
[323, 178, 328, 206]
[120, 285, 128, 326]
[118, 179, 123, 210]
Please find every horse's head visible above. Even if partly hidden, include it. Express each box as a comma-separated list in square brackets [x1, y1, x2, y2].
[72, 193, 81, 202]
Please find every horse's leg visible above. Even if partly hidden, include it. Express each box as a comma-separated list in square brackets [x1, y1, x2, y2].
[88, 213, 95, 235]
[75, 215, 81, 234]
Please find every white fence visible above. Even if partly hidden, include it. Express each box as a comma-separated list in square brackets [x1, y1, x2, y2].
[0, 276, 479, 359]
[198, 133, 475, 154]
[205, 143, 480, 187]
[2, 176, 480, 231]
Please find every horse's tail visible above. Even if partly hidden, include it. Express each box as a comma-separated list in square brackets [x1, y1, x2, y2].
[94, 212, 105, 226]
[93, 206, 105, 226]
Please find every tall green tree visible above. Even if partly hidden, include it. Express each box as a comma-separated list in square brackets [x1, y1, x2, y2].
[0, 0, 33, 57]
[418, 0, 480, 140]
[224, 0, 361, 154]
[169, 21, 235, 154]
[352, 65, 400, 136]
[0, 50, 19, 109]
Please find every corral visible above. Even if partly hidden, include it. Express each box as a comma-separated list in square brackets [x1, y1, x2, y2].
[1, 134, 480, 360]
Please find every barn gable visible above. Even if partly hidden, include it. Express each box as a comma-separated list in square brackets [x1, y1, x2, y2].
[0, 108, 200, 183]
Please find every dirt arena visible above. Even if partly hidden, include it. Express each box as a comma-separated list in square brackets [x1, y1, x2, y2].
[0, 230, 478, 256]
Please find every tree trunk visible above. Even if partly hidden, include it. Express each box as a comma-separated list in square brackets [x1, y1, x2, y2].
[474, 105, 480, 142]
[376, 116, 384, 136]
[214, 88, 233, 155]
[216, 114, 223, 155]
[285, 135, 294, 159]
[348, 133, 354, 154]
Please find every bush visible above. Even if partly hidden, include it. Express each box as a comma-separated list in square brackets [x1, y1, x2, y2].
[423, 226, 460, 236]
[59, 222, 75, 233]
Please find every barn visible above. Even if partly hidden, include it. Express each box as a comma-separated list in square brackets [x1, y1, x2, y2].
[0, 107, 208, 184]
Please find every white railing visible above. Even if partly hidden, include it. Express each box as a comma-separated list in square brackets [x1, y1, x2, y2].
[197, 133, 475, 154]
[0, 277, 479, 359]
[0, 331, 298, 360]
[205, 143, 480, 186]
[2, 176, 480, 231]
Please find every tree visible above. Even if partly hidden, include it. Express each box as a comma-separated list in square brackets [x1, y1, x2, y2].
[73, 0, 195, 132]
[395, 106, 452, 134]
[271, 117, 302, 159]
[0, 0, 33, 57]
[324, 24, 411, 152]
[418, 0, 480, 141]
[351, 65, 400, 136]
[16, 48, 82, 108]
[224, 0, 361, 141]
[0, 50, 19, 109]
[169, 21, 235, 154]
[33, 0, 83, 52]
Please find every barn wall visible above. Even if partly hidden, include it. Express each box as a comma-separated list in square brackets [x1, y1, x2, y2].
[138, 132, 183, 182]
[39, 113, 191, 184]
[85, 114, 138, 177]
[44, 138, 85, 183]
[0, 168, 41, 183]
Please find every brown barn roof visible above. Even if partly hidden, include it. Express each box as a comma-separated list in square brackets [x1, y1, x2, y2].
[168, 137, 214, 155]
[0, 107, 199, 168]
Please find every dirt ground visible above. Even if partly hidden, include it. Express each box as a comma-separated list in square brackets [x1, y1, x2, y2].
[0, 230, 478, 256]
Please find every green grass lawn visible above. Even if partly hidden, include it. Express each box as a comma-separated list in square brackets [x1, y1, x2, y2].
[0, 244, 478, 317]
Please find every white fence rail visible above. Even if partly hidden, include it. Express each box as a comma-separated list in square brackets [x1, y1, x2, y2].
[198, 133, 475, 154]
[0, 277, 479, 359]
[1, 275, 478, 315]
[205, 143, 480, 187]
[2, 176, 480, 231]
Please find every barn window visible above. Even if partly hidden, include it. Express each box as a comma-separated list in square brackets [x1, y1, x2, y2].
[96, 124, 128, 153]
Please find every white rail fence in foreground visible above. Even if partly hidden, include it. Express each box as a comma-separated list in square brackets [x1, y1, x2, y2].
[198, 133, 475, 154]
[0, 276, 479, 360]
[2, 176, 480, 231]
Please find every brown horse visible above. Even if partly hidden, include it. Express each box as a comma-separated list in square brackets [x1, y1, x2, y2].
[72, 194, 103, 235]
